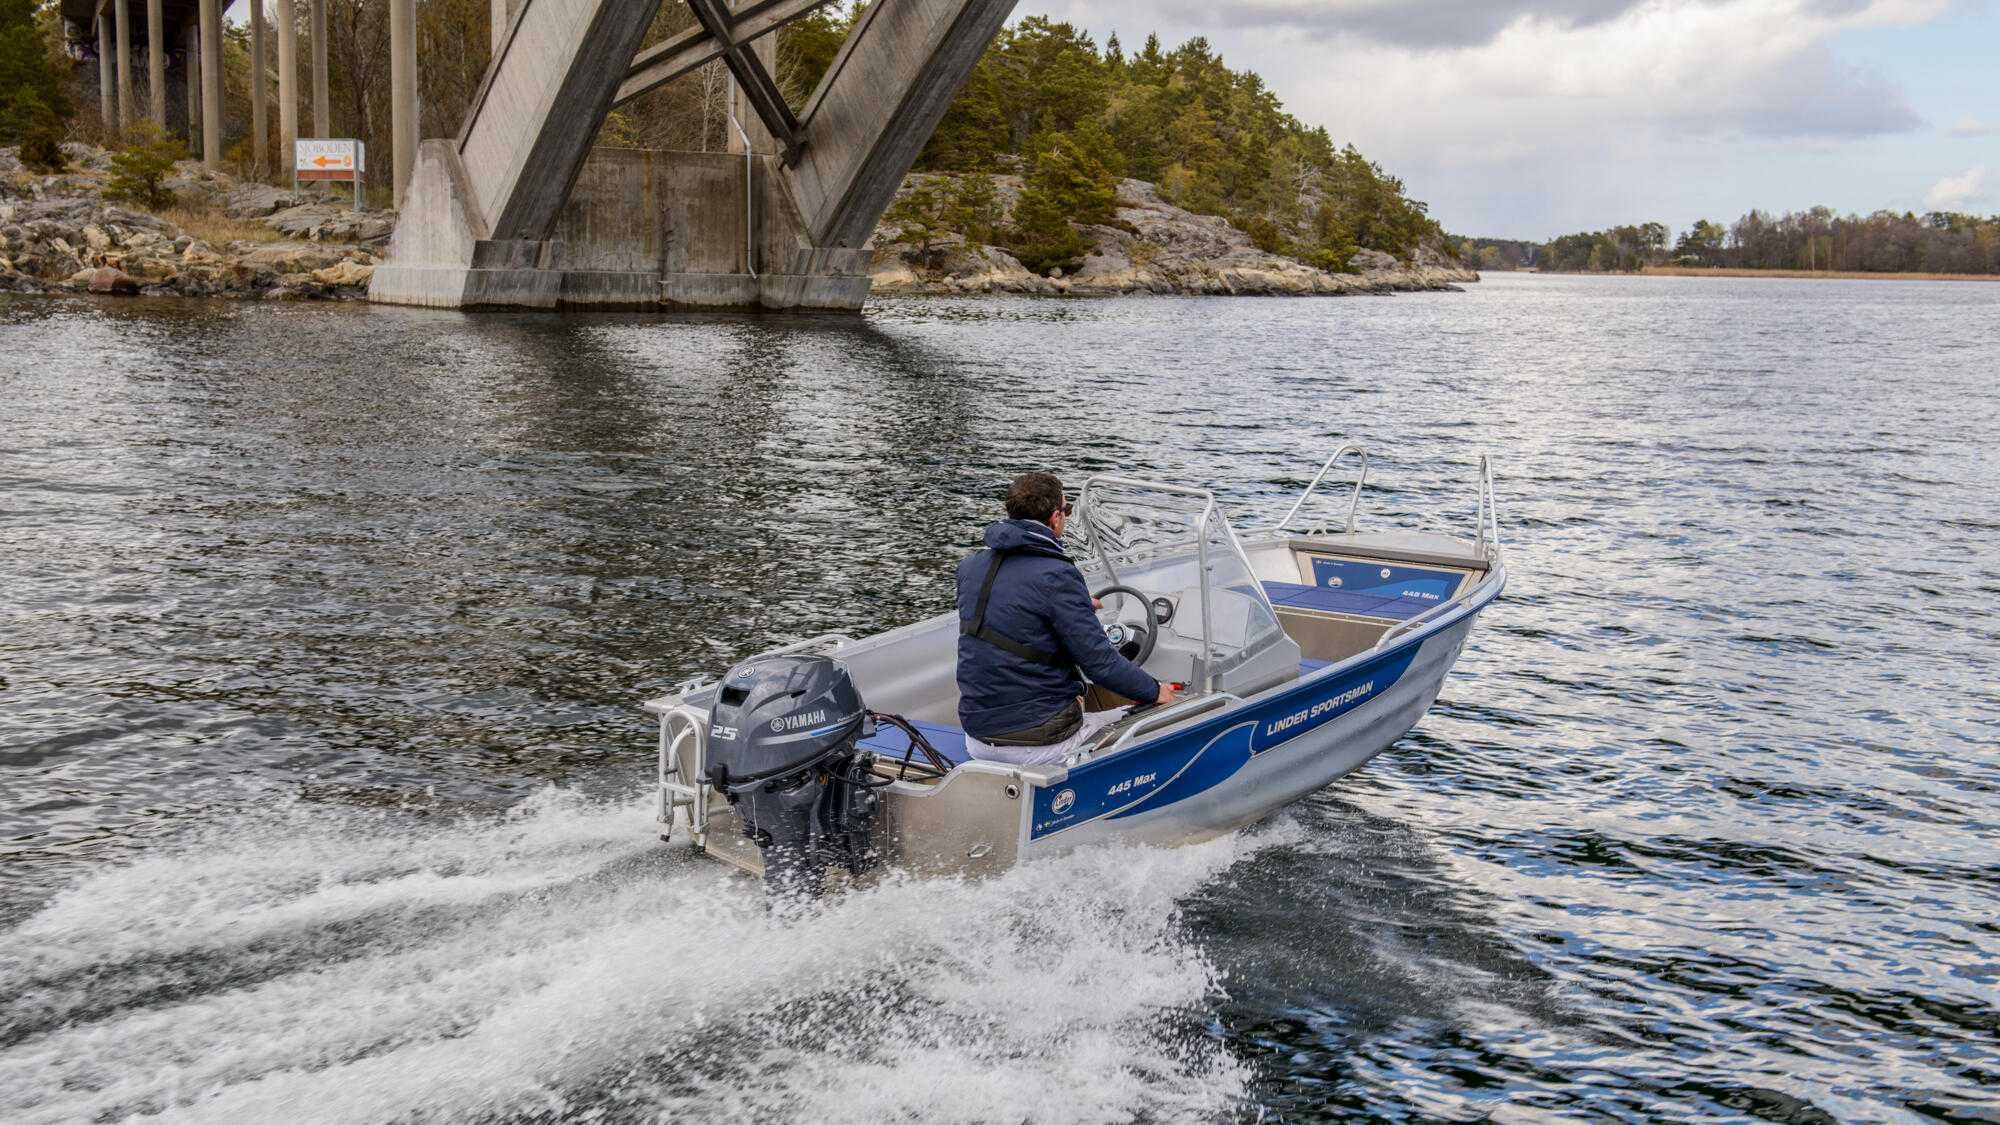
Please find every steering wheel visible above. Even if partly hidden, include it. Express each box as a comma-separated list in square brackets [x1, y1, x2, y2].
[1092, 584, 1159, 665]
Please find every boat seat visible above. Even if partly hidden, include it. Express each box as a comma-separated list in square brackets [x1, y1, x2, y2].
[1262, 580, 1432, 621]
[856, 718, 973, 768]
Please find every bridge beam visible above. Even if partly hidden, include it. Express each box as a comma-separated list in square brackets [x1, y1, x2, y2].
[684, 0, 800, 161]
[782, 0, 1016, 248]
[615, 0, 835, 107]
[370, 0, 1015, 311]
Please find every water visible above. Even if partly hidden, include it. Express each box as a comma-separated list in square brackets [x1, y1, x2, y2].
[1, 274, 1995, 1122]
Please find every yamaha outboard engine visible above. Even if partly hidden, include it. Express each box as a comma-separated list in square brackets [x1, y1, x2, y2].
[705, 655, 882, 895]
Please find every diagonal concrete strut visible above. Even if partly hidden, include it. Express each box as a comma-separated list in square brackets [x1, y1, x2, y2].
[783, 0, 1018, 248]
[616, 0, 838, 108]
[683, 0, 803, 163]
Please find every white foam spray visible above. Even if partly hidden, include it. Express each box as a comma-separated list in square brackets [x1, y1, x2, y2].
[0, 790, 1278, 1123]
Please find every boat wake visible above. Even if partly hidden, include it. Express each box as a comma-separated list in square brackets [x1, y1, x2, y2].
[0, 790, 1271, 1123]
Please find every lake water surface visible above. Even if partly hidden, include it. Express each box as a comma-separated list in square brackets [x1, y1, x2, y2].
[2, 274, 1996, 1121]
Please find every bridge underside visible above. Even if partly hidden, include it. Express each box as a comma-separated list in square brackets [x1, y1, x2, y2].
[369, 0, 1017, 311]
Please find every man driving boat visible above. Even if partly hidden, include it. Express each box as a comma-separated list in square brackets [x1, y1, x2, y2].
[956, 473, 1178, 765]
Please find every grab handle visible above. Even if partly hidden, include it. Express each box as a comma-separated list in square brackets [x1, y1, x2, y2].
[1071, 694, 1237, 764]
[1275, 443, 1368, 535]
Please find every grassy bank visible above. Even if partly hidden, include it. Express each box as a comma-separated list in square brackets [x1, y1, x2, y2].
[1637, 266, 2000, 282]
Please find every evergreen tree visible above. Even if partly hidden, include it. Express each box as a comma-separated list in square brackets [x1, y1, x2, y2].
[1007, 133, 1115, 273]
[104, 122, 184, 209]
[910, 17, 1448, 270]
[0, 0, 70, 146]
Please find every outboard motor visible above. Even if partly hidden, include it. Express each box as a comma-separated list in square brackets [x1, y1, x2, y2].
[704, 655, 882, 895]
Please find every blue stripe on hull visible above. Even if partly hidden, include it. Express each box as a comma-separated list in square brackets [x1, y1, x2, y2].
[1028, 641, 1421, 840]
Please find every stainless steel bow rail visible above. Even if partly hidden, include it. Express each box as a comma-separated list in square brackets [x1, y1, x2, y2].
[1374, 453, 1503, 650]
[1274, 443, 1502, 563]
[1275, 443, 1369, 535]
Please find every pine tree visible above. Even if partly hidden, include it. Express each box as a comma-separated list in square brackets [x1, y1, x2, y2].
[0, 0, 70, 145]
[1007, 133, 1115, 274]
[104, 122, 185, 209]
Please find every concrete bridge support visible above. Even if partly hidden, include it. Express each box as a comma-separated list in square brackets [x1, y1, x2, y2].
[147, 0, 164, 126]
[369, 0, 1018, 311]
[199, 0, 221, 167]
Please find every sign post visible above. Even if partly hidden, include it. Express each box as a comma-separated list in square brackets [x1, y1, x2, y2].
[293, 139, 367, 211]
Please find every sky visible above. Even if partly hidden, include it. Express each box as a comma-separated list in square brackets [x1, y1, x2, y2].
[1028, 0, 2000, 239]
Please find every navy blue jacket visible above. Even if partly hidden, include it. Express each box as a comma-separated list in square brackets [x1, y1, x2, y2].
[955, 519, 1161, 739]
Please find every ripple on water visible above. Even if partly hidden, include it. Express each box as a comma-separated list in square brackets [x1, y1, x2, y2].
[2, 276, 1997, 1121]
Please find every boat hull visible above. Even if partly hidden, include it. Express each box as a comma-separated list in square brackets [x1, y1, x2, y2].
[1016, 592, 1485, 858]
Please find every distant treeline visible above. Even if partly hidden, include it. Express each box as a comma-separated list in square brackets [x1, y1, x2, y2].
[1457, 210, 2000, 275]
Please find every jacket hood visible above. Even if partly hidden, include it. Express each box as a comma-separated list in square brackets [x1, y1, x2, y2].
[982, 519, 1069, 558]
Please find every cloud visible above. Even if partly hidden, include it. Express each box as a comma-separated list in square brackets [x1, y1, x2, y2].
[1145, 0, 1649, 48]
[1947, 116, 1997, 137]
[1924, 167, 1990, 211]
[1037, 0, 1956, 233]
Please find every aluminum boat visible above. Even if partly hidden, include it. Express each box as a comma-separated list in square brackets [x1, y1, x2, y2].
[645, 445, 1505, 886]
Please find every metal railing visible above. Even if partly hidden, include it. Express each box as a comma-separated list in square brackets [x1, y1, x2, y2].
[658, 701, 711, 850]
[742, 633, 851, 663]
[1274, 443, 1368, 535]
[1372, 456, 1504, 649]
[1069, 692, 1238, 764]
[728, 106, 757, 279]
[1472, 453, 1502, 562]
[1078, 475, 1270, 694]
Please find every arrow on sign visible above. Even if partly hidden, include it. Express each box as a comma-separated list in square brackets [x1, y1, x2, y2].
[312, 154, 340, 167]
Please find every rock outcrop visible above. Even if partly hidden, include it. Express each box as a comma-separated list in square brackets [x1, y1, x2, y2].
[0, 144, 389, 300]
[2, 148, 1476, 303]
[870, 176, 1478, 297]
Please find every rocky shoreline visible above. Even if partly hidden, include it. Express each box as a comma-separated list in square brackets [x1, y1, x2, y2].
[2, 147, 1475, 303]
[0, 145, 388, 300]
[870, 176, 1479, 297]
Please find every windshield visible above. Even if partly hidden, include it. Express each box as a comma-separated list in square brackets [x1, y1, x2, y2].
[1075, 478, 1282, 686]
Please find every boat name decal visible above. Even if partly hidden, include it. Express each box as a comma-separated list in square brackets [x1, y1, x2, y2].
[1106, 772, 1157, 797]
[1263, 681, 1374, 739]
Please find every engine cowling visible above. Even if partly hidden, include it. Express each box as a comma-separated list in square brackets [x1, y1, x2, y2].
[704, 655, 878, 894]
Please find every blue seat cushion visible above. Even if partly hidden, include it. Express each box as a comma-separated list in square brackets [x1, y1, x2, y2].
[1263, 580, 1431, 621]
[855, 718, 973, 767]
[1298, 658, 1333, 674]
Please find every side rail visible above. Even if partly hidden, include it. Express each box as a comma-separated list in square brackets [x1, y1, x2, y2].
[1274, 443, 1368, 535]
[743, 633, 852, 663]
[657, 702, 712, 850]
[1067, 693, 1239, 765]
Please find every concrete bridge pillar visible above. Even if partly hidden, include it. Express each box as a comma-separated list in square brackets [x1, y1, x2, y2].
[113, 0, 132, 131]
[146, 0, 164, 127]
[250, 1, 267, 172]
[390, 0, 417, 205]
[97, 13, 114, 127]
[311, 0, 330, 138]
[278, 0, 298, 172]
[199, 0, 222, 167]
[370, 0, 1017, 311]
